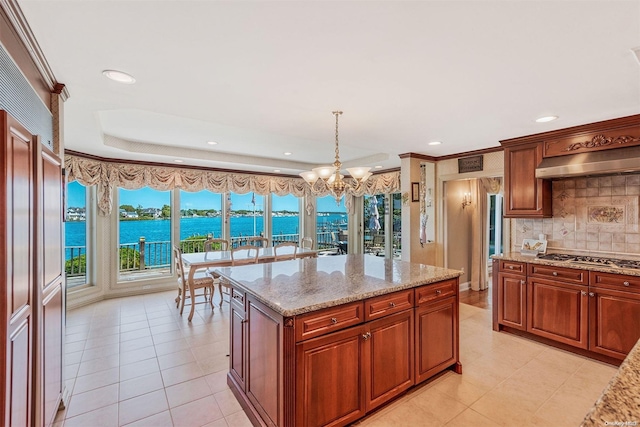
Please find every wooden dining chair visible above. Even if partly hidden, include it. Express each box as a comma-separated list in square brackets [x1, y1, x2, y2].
[301, 236, 313, 250]
[203, 238, 229, 303]
[274, 241, 298, 261]
[173, 245, 215, 321]
[219, 245, 260, 307]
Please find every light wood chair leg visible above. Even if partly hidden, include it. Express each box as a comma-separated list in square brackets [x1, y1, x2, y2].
[188, 285, 196, 321]
[179, 286, 187, 315]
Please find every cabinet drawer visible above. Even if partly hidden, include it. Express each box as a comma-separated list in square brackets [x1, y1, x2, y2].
[590, 271, 640, 293]
[416, 280, 457, 305]
[231, 288, 245, 308]
[498, 260, 526, 274]
[295, 301, 364, 342]
[528, 264, 588, 285]
[364, 289, 414, 321]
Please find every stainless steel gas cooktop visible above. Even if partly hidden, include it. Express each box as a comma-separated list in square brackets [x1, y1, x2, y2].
[537, 253, 640, 269]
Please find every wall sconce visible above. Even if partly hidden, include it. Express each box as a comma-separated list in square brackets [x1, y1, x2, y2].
[462, 192, 472, 209]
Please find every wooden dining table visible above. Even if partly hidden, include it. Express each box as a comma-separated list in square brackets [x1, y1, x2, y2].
[181, 246, 318, 284]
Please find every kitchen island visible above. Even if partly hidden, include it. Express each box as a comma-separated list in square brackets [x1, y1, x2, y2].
[215, 254, 463, 427]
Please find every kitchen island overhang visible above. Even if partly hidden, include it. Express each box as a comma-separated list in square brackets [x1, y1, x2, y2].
[216, 254, 463, 427]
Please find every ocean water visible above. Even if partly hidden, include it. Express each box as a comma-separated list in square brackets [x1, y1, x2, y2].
[65, 214, 348, 259]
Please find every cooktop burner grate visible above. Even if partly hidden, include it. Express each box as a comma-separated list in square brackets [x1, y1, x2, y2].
[537, 253, 640, 269]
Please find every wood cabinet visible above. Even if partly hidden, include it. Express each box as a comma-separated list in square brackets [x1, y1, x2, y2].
[502, 142, 552, 218]
[0, 110, 64, 426]
[589, 272, 640, 360]
[227, 279, 459, 427]
[496, 261, 527, 331]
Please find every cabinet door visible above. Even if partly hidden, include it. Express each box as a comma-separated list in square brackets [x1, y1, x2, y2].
[229, 298, 246, 391]
[415, 296, 458, 384]
[503, 143, 552, 218]
[497, 273, 527, 330]
[527, 278, 588, 349]
[364, 310, 414, 412]
[589, 287, 640, 360]
[296, 324, 367, 427]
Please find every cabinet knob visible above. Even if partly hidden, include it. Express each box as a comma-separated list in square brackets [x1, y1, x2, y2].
[520, 280, 525, 285]
[623, 281, 630, 287]
[581, 291, 587, 296]
[589, 292, 595, 297]
[388, 302, 396, 308]
[509, 266, 514, 270]
[435, 290, 442, 295]
[331, 317, 338, 324]
[552, 272, 558, 276]
[362, 332, 371, 341]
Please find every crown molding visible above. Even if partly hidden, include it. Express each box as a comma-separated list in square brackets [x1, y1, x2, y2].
[0, 0, 69, 101]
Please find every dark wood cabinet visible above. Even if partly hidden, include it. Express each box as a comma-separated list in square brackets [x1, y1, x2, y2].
[589, 271, 640, 360]
[229, 289, 246, 391]
[365, 309, 414, 412]
[415, 296, 458, 383]
[497, 273, 527, 331]
[502, 142, 552, 218]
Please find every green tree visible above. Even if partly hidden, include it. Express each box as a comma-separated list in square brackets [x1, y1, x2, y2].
[161, 204, 171, 218]
[120, 204, 135, 212]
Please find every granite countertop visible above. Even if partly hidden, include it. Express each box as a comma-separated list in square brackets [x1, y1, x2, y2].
[492, 252, 640, 277]
[215, 254, 462, 317]
[581, 338, 640, 426]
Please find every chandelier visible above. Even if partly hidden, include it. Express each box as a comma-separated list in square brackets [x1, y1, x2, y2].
[299, 111, 372, 204]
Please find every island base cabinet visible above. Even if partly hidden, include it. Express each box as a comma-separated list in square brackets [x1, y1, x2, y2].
[295, 325, 367, 427]
[589, 287, 640, 359]
[229, 295, 246, 392]
[527, 279, 588, 349]
[415, 296, 458, 383]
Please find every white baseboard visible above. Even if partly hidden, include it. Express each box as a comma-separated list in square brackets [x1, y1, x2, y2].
[459, 281, 470, 292]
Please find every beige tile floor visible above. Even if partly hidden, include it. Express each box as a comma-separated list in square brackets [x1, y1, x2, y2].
[56, 291, 617, 427]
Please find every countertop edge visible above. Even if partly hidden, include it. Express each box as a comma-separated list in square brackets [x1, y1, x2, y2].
[218, 270, 463, 317]
[491, 253, 640, 277]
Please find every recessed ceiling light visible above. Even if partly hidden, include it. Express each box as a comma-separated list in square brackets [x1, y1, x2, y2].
[535, 115, 558, 123]
[174, 159, 183, 163]
[284, 152, 292, 156]
[102, 69, 136, 84]
[428, 141, 442, 146]
[374, 165, 383, 169]
[207, 141, 218, 145]
[274, 169, 281, 173]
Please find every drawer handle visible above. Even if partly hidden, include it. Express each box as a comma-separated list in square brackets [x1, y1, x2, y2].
[435, 290, 442, 295]
[331, 317, 338, 324]
[552, 272, 558, 276]
[623, 281, 630, 287]
[589, 292, 595, 297]
[362, 332, 371, 341]
[581, 291, 587, 296]
[389, 302, 396, 308]
[509, 266, 514, 270]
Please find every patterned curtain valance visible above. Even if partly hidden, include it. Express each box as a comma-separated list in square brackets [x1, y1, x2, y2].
[65, 154, 401, 216]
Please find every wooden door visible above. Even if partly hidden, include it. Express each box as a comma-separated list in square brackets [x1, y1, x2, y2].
[415, 296, 458, 384]
[37, 144, 64, 426]
[503, 143, 552, 218]
[589, 288, 640, 360]
[497, 273, 527, 330]
[527, 278, 588, 349]
[296, 324, 366, 427]
[1, 111, 34, 427]
[364, 309, 413, 412]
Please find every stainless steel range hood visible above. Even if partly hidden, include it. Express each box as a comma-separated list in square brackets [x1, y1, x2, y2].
[535, 145, 640, 179]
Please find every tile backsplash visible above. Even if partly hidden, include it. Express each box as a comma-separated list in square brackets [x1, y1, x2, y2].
[514, 174, 640, 256]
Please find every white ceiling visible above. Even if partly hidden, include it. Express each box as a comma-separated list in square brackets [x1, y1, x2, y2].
[17, 0, 640, 175]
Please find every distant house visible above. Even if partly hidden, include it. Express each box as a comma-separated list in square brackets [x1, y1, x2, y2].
[66, 207, 86, 221]
[141, 208, 162, 218]
[119, 209, 139, 219]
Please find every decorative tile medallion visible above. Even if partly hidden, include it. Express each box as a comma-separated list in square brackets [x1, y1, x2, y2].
[588, 206, 625, 224]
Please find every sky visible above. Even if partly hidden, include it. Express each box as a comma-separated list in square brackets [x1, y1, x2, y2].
[67, 182, 347, 213]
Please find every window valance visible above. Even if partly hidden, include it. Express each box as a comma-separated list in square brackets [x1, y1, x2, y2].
[65, 154, 401, 216]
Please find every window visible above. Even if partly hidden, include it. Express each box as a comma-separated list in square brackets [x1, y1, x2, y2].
[316, 195, 348, 253]
[118, 187, 172, 280]
[392, 193, 402, 258]
[272, 194, 300, 245]
[65, 181, 88, 287]
[180, 190, 223, 252]
[364, 194, 386, 257]
[229, 192, 264, 247]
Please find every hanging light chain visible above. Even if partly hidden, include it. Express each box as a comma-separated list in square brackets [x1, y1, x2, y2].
[333, 111, 342, 169]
